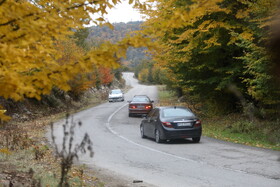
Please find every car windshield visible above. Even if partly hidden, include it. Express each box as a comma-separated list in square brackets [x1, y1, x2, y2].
[132, 97, 150, 102]
[111, 90, 121, 94]
[162, 108, 193, 118]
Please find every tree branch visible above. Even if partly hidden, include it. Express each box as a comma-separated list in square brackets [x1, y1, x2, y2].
[0, 13, 34, 27]
[66, 1, 98, 10]
[0, 0, 6, 6]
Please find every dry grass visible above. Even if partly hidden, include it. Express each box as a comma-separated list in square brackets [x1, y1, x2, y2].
[0, 93, 107, 186]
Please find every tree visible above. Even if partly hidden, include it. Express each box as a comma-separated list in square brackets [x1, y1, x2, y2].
[135, 59, 167, 84]
[141, 0, 280, 116]
[0, 0, 151, 120]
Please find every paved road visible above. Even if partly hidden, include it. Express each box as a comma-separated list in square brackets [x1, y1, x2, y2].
[49, 72, 280, 187]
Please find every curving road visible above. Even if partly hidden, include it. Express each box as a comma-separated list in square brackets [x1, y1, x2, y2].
[49, 72, 280, 187]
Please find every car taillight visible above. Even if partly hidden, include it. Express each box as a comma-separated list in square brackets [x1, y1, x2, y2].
[162, 122, 173, 128]
[145, 105, 152, 109]
[130, 105, 136, 109]
[194, 120, 201, 127]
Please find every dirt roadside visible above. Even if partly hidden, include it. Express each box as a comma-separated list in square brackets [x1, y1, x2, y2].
[87, 165, 156, 187]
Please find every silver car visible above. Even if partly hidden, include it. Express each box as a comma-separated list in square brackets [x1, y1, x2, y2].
[108, 89, 124, 102]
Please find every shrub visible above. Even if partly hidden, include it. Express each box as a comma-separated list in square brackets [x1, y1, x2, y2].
[229, 121, 256, 134]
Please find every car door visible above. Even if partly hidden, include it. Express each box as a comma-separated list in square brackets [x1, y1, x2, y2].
[149, 109, 159, 138]
[144, 109, 155, 137]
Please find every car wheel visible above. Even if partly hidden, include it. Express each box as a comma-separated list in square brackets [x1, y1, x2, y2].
[192, 137, 201, 143]
[155, 129, 163, 143]
[128, 113, 132, 117]
[140, 124, 146, 138]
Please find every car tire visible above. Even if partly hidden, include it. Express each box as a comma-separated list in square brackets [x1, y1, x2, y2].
[140, 124, 146, 138]
[128, 113, 132, 117]
[192, 137, 201, 143]
[155, 129, 163, 143]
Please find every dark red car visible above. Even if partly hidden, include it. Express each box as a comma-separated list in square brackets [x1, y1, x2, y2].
[128, 95, 154, 117]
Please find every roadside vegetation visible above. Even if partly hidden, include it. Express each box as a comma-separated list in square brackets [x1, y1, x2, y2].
[138, 0, 280, 120]
[136, 0, 280, 151]
[0, 90, 110, 186]
[157, 85, 280, 151]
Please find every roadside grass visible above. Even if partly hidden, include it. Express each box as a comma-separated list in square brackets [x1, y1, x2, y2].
[203, 116, 280, 151]
[157, 85, 280, 151]
[0, 92, 107, 186]
[157, 86, 178, 106]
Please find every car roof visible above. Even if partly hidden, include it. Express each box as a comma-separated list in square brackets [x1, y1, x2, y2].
[156, 106, 191, 110]
[131, 95, 152, 103]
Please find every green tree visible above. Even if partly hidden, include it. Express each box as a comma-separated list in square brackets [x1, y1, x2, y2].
[142, 0, 279, 116]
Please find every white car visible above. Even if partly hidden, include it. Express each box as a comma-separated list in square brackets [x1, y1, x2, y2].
[108, 89, 124, 102]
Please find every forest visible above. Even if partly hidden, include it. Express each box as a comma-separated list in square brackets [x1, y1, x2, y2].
[137, 0, 280, 120]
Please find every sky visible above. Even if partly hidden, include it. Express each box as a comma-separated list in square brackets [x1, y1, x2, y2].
[105, 1, 144, 23]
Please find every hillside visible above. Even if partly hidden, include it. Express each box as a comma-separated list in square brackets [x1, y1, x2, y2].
[87, 21, 149, 68]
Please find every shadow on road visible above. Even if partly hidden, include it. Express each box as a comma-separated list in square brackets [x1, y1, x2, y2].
[166, 139, 198, 144]
[143, 137, 200, 144]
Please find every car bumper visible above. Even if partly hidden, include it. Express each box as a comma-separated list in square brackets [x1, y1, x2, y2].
[129, 109, 151, 115]
[161, 127, 202, 140]
[109, 97, 124, 102]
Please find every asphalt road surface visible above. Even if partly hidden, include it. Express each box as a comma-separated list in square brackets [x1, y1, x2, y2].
[49, 72, 280, 187]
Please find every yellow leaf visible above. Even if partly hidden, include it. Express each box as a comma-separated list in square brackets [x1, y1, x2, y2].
[96, 17, 105, 22]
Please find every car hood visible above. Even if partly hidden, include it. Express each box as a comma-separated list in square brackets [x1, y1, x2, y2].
[109, 93, 123, 97]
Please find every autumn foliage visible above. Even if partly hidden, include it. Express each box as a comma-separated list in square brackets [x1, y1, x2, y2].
[3, 0, 278, 121]
[0, 0, 151, 120]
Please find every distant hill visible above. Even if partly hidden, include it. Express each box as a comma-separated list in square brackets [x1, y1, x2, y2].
[87, 21, 149, 68]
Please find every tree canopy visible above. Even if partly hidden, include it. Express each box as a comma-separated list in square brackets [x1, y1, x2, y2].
[140, 0, 280, 117]
[0, 0, 151, 120]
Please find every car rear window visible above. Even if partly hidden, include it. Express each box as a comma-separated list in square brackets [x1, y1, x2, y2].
[132, 97, 150, 102]
[162, 108, 193, 118]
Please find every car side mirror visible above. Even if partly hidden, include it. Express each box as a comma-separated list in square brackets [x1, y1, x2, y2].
[127, 100, 131, 103]
[151, 100, 154, 103]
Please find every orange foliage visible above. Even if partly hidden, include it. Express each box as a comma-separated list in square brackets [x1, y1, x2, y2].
[99, 67, 113, 86]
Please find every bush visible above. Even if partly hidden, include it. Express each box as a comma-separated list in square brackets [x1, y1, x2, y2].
[229, 121, 256, 134]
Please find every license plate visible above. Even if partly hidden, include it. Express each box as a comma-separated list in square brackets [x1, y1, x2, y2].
[138, 106, 144, 109]
[177, 122, 191, 127]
